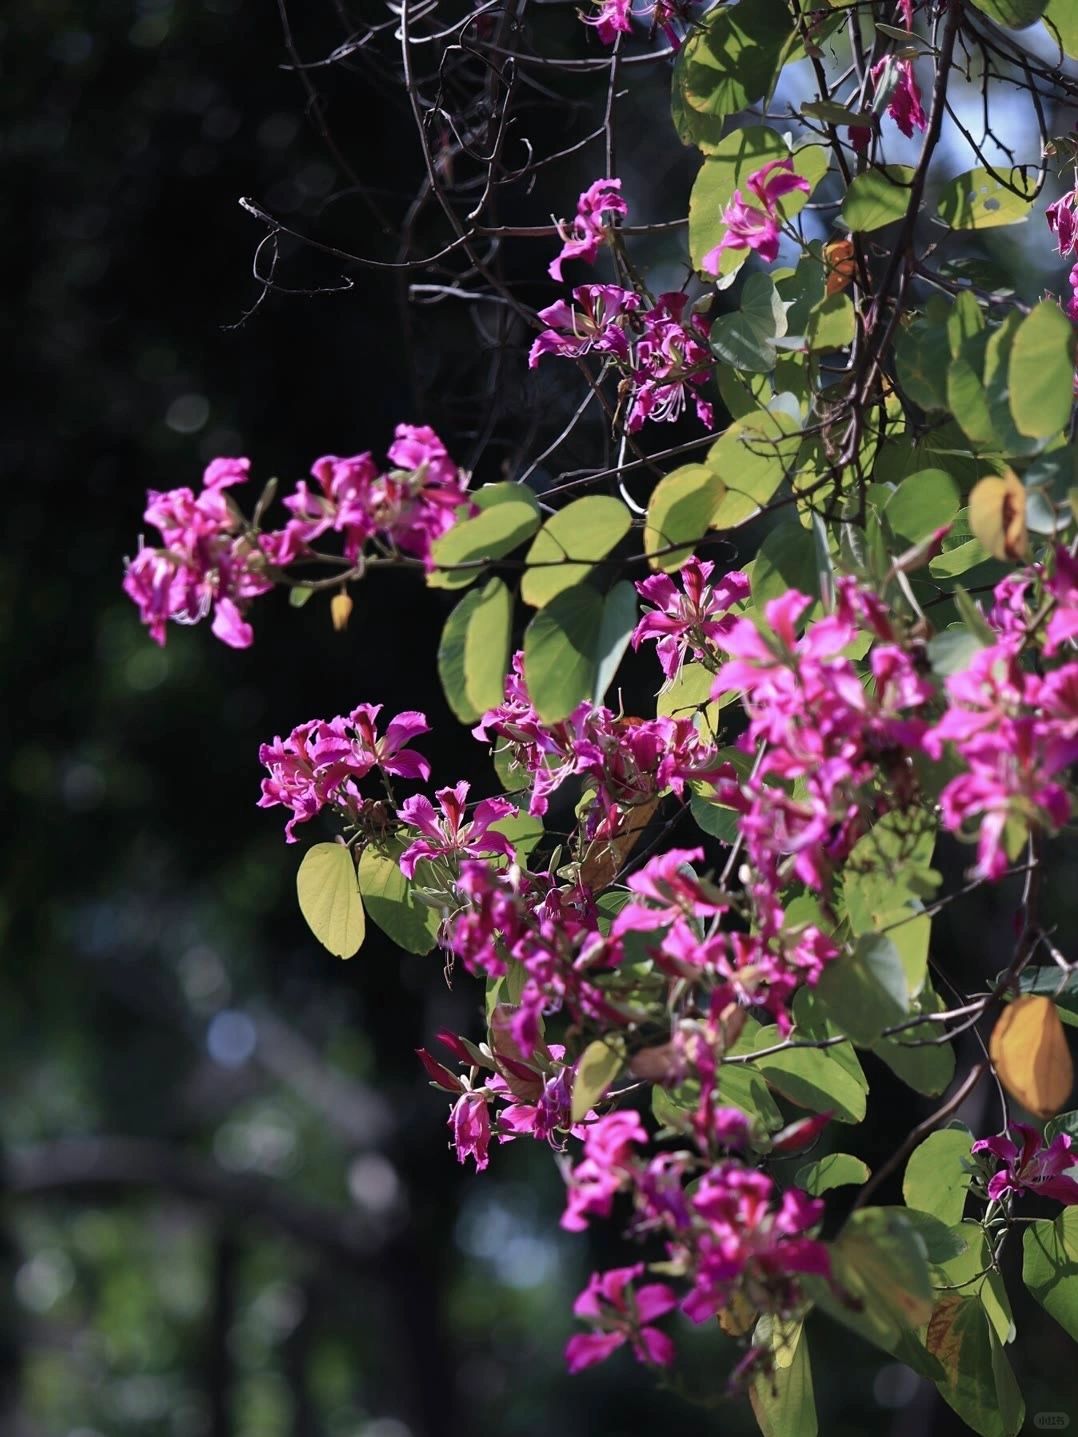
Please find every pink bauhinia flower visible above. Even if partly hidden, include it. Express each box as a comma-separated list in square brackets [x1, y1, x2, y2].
[448, 1090, 492, 1170]
[565, 1265, 677, 1373]
[529, 284, 641, 367]
[1047, 182, 1078, 258]
[550, 178, 628, 281]
[973, 1123, 1078, 1204]
[701, 156, 810, 274]
[633, 558, 750, 680]
[873, 56, 927, 137]
[397, 781, 517, 876]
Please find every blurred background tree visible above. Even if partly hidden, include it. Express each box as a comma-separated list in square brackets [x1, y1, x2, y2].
[3, 2, 1074, 1435]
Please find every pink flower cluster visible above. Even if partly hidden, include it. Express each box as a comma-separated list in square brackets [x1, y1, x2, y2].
[124, 426, 470, 648]
[550, 178, 627, 282]
[710, 581, 933, 888]
[265, 424, 471, 569]
[581, 0, 694, 48]
[418, 1032, 586, 1170]
[701, 156, 810, 274]
[529, 286, 715, 430]
[123, 457, 273, 649]
[475, 651, 723, 833]
[559, 1112, 829, 1371]
[258, 705, 430, 842]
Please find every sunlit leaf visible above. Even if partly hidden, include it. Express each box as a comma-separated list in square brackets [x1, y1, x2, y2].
[1007, 301, 1077, 439]
[903, 1128, 974, 1227]
[520, 496, 632, 608]
[429, 483, 540, 590]
[357, 841, 440, 955]
[841, 166, 916, 232]
[935, 167, 1037, 231]
[795, 1152, 870, 1196]
[296, 842, 365, 959]
[1023, 1208, 1078, 1341]
[572, 1037, 625, 1122]
[644, 463, 724, 571]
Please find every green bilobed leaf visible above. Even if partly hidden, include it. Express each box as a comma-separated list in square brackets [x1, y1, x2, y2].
[841, 166, 916, 232]
[489, 811, 544, 862]
[679, 0, 793, 121]
[896, 1208, 968, 1265]
[429, 483, 540, 590]
[926, 1295, 1025, 1437]
[1023, 1209, 1078, 1341]
[1008, 301, 1077, 439]
[752, 522, 820, 610]
[571, 1037, 625, 1123]
[689, 791, 740, 844]
[464, 577, 512, 714]
[437, 579, 512, 723]
[657, 663, 726, 733]
[716, 1062, 785, 1131]
[903, 1128, 973, 1227]
[795, 1153, 871, 1196]
[1016, 966, 1078, 1027]
[1045, 0, 1078, 56]
[297, 843, 365, 959]
[751, 1031, 867, 1123]
[873, 984, 956, 1095]
[670, 69, 728, 153]
[520, 496, 632, 607]
[815, 935, 909, 1045]
[357, 841, 440, 955]
[806, 293, 855, 351]
[884, 468, 961, 543]
[523, 583, 604, 723]
[644, 463, 724, 571]
[935, 167, 1037, 231]
[896, 317, 952, 412]
[936, 1221, 1015, 1345]
[710, 273, 788, 372]
[816, 1207, 938, 1364]
[594, 581, 637, 704]
[947, 290, 986, 356]
[709, 411, 801, 528]
[749, 1318, 817, 1437]
[969, 0, 1046, 26]
[948, 347, 1001, 450]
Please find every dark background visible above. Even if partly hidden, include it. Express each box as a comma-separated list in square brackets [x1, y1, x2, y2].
[3, 2, 1075, 1434]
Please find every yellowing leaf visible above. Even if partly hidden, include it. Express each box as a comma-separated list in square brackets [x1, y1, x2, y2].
[296, 842, 365, 958]
[968, 472, 1029, 563]
[989, 995, 1074, 1118]
[330, 592, 353, 631]
[571, 1037, 625, 1122]
[579, 793, 660, 890]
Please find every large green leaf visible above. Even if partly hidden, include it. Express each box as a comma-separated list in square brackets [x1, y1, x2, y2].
[1045, 0, 1078, 56]
[751, 521, 820, 610]
[296, 843, 365, 959]
[709, 411, 801, 528]
[872, 989, 956, 1096]
[520, 496, 632, 607]
[815, 1208, 939, 1366]
[969, 0, 1046, 27]
[884, 468, 961, 543]
[896, 316, 952, 412]
[903, 1128, 974, 1227]
[840, 166, 916, 232]
[936, 1222, 1015, 1346]
[571, 1037, 625, 1122]
[644, 463, 724, 571]
[1023, 1209, 1078, 1342]
[710, 273, 788, 373]
[522, 581, 637, 722]
[678, 0, 793, 120]
[935, 167, 1037, 231]
[750, 1030, 868, 1123]
[814, 935, 909, 1045]
[437, 578, 513, 724]
[429, 483, 540, 590]
[523, 583, 603, 723]
[357, 841, 441, 955]
[594, 580, 638, 704]
[749, 1318, 817, 1437]
[926, 1295, 1025, 1437]
[1008, 301, 1077, 439]
[795, 1153, 871, 1196]
[806, 293, 855, 351]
